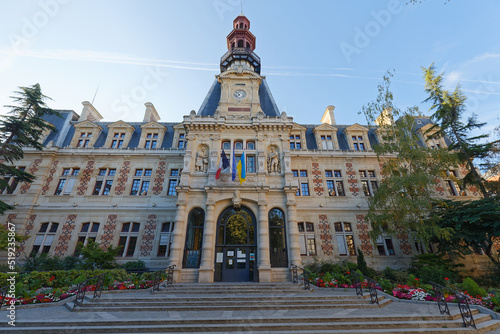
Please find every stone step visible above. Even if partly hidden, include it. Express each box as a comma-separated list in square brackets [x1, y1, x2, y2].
[91, 295, 374, 303]
[3, 315, 496, 334]
[153, 288, 309, 294]
[72, 298, 392, 312]
[8, 312, 484, 328]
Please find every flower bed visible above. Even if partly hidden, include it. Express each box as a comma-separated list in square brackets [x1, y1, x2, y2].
[1, 271, 163, 307]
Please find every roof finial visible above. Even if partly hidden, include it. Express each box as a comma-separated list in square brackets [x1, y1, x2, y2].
[240, 0, 243, 14]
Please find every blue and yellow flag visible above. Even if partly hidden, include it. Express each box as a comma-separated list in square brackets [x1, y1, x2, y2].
[236, 151, 246, 184]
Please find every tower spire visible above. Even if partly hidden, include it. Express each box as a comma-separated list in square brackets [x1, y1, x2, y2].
[220, 15, 260, 74]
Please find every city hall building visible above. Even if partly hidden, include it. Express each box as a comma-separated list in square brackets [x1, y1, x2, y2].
[2, 16, 488, 282]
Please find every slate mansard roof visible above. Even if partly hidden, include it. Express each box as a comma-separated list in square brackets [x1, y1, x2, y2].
[197, 78, 280, 117]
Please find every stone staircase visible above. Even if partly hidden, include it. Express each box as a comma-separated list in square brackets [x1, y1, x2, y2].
[2, 282, 500, 333]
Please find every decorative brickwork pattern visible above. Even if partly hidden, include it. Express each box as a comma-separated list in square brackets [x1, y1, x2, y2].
[152, 161, 166, 195]
[460, 165, 479, 196]
[140, 215, 157, 256]
[396, 226, 413, 256]
[41, 160, 59, 195]
[114, 161, 131, 195]
[19, 159, 42, 194]
[3, 214, 16, 229]
[356, 214, 373, 256]
[16, 215, 36, 257]
[346, 163, 359, 196]
[100, 215, 117, 250]
[318, 215, 333, 256]
[76, 161, 94, 195]
[434, 178, 445, 196]
[311, 163, 323, 196]
[54, 215, 77, 257]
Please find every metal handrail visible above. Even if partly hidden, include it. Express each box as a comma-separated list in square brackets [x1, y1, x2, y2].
[351, 272, 379, 304]
[152, 265, 176, 292]
[429, 281, 476, 329]
[0, 286, 8, 310]
[73, 273, 106, 308]
[290, 264, 313, 291]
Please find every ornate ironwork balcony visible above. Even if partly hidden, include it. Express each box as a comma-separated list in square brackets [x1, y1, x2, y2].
[220, 48, 261, 74]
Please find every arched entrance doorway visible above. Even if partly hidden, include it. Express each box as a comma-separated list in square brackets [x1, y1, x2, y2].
[214, 206, 257, 282]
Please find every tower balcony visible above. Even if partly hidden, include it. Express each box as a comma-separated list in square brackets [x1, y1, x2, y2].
[220, 47, 261, 74]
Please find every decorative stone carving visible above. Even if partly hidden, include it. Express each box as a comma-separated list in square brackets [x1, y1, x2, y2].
[189, 110, 196, 119]
[280, 111, 287, 120]
[195, 146, 209, 173]
[267, 146, 281, 174]
[257, 110, 264, 120]
[232, 190, 241, 209]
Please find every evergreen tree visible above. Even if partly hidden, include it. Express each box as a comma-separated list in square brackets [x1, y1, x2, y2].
[0, 83, 60, 215]
[423, 64, 499, 198]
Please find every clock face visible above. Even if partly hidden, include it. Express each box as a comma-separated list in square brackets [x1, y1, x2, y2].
[233, 90, 247, 100]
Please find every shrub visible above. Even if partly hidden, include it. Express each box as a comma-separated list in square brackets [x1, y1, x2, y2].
[22, 253, 62, 271]
[382, 266, 408, 283]
[80, 240, 120, 269]
[121, 260, 146, 269]
[357, 248, 368, 274]
[461, 277, 487, 298]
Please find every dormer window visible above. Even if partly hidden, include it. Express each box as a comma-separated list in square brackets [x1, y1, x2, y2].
[320, 135, 333, 150]
[352, 136, 365, 151]
[290, 135, 301, 150]
[78, 132, 92, 148]
[145, 133, 158, 149]
[178, 134, 186, 149]
[111, 133, 125, 148]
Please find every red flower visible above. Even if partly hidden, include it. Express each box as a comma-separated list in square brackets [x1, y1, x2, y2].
[347, 271, 350, 275]
[415, 278, 419, 281]
[49, 276, 55, 282]
[444, 277, 449, 281]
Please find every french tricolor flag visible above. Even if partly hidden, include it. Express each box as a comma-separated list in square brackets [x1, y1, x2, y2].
[215, 149, 230, 179]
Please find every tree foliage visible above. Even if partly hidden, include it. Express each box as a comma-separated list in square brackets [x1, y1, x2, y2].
[360, 72, 457, 242]
[430, 198, 500, 269]
[423, 64, 500, 198]
[0, 83, 60, 214]
[80, 240, 120, 269]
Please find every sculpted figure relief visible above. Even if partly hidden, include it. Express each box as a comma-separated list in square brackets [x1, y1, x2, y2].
[195, 147, 209, 172]
[267, 147, 281, 173]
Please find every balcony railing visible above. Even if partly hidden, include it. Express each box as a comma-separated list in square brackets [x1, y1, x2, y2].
[220, 47, 261, 74]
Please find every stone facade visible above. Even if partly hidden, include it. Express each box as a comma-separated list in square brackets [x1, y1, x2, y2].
[1, 15, 491, 282]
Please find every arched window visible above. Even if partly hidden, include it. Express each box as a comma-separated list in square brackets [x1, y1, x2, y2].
[183, 208, 205, 268]
[231, 42, 235, 49]
[239, 22, 243, 29]
[246, 42, 250, 49]
[237, 40, 244, 48]
[269, 208, 288, 267]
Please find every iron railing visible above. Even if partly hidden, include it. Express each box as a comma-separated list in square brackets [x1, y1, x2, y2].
[152, 265, 176, 292]
[430, 281, 476, 329]
[0, 286, 8, 311]
[73, 273, 106, 308]
[290, 264, 311, 290]
[351, 272, 379, 304]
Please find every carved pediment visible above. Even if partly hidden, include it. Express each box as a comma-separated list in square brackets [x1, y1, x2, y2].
[107, 120, 135, 131]
[313, 123, 338, 132]
[140, 121, 167, 131]
[291, 123, 307, 131]
[344, 123, 369, 133]
[73, 120, 103, 131]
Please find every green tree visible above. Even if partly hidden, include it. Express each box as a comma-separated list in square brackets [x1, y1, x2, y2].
[360, 72, 457, 243]
[423, 64, 499, 198]
[430, 198, 500, 270]
[80, 240, 120, 269]
[0, 83, 60, 214]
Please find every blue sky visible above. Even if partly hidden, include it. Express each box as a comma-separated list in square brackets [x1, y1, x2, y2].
[1, 0, 499, 134]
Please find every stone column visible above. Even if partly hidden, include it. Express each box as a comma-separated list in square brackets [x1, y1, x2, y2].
[198, 199, 216, 282]
[169, 195, 187, 282]
[257, 200, 272, 282]
[285, 190, 301, 266]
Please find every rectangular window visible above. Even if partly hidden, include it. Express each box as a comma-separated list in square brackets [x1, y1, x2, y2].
[234, 141, 243, 150]
[0, 166, 26, 194]
[360, 170, 378, 196]
[130, 180, 140, 195]
[325, 170, 333, 178]
[377, 236, 396, 256]
[246, 141, 255, 150]
[292, 170, 298, 177]
[361, 180, 371, 196]
[299, 170, 307, 177]
[178, 134, 186, 149]
[247, 155, 255, 173]
[298, 222, 317, 256]
[301, 183, 310, 196]
[157, 222, 175, 257]
[222, 141, 230, 150]
[290, 135, 301, 150]
[168, 169, 179, 196]
[335, 222, 356, 256]
[93, 168, 115, 196]
[31, 222, 58, 257]
[326, 169, 345, 197]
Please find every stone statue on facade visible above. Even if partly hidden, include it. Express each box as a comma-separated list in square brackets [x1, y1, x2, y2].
[195, 147, 209, 172]
[267, 147, 281, 173]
